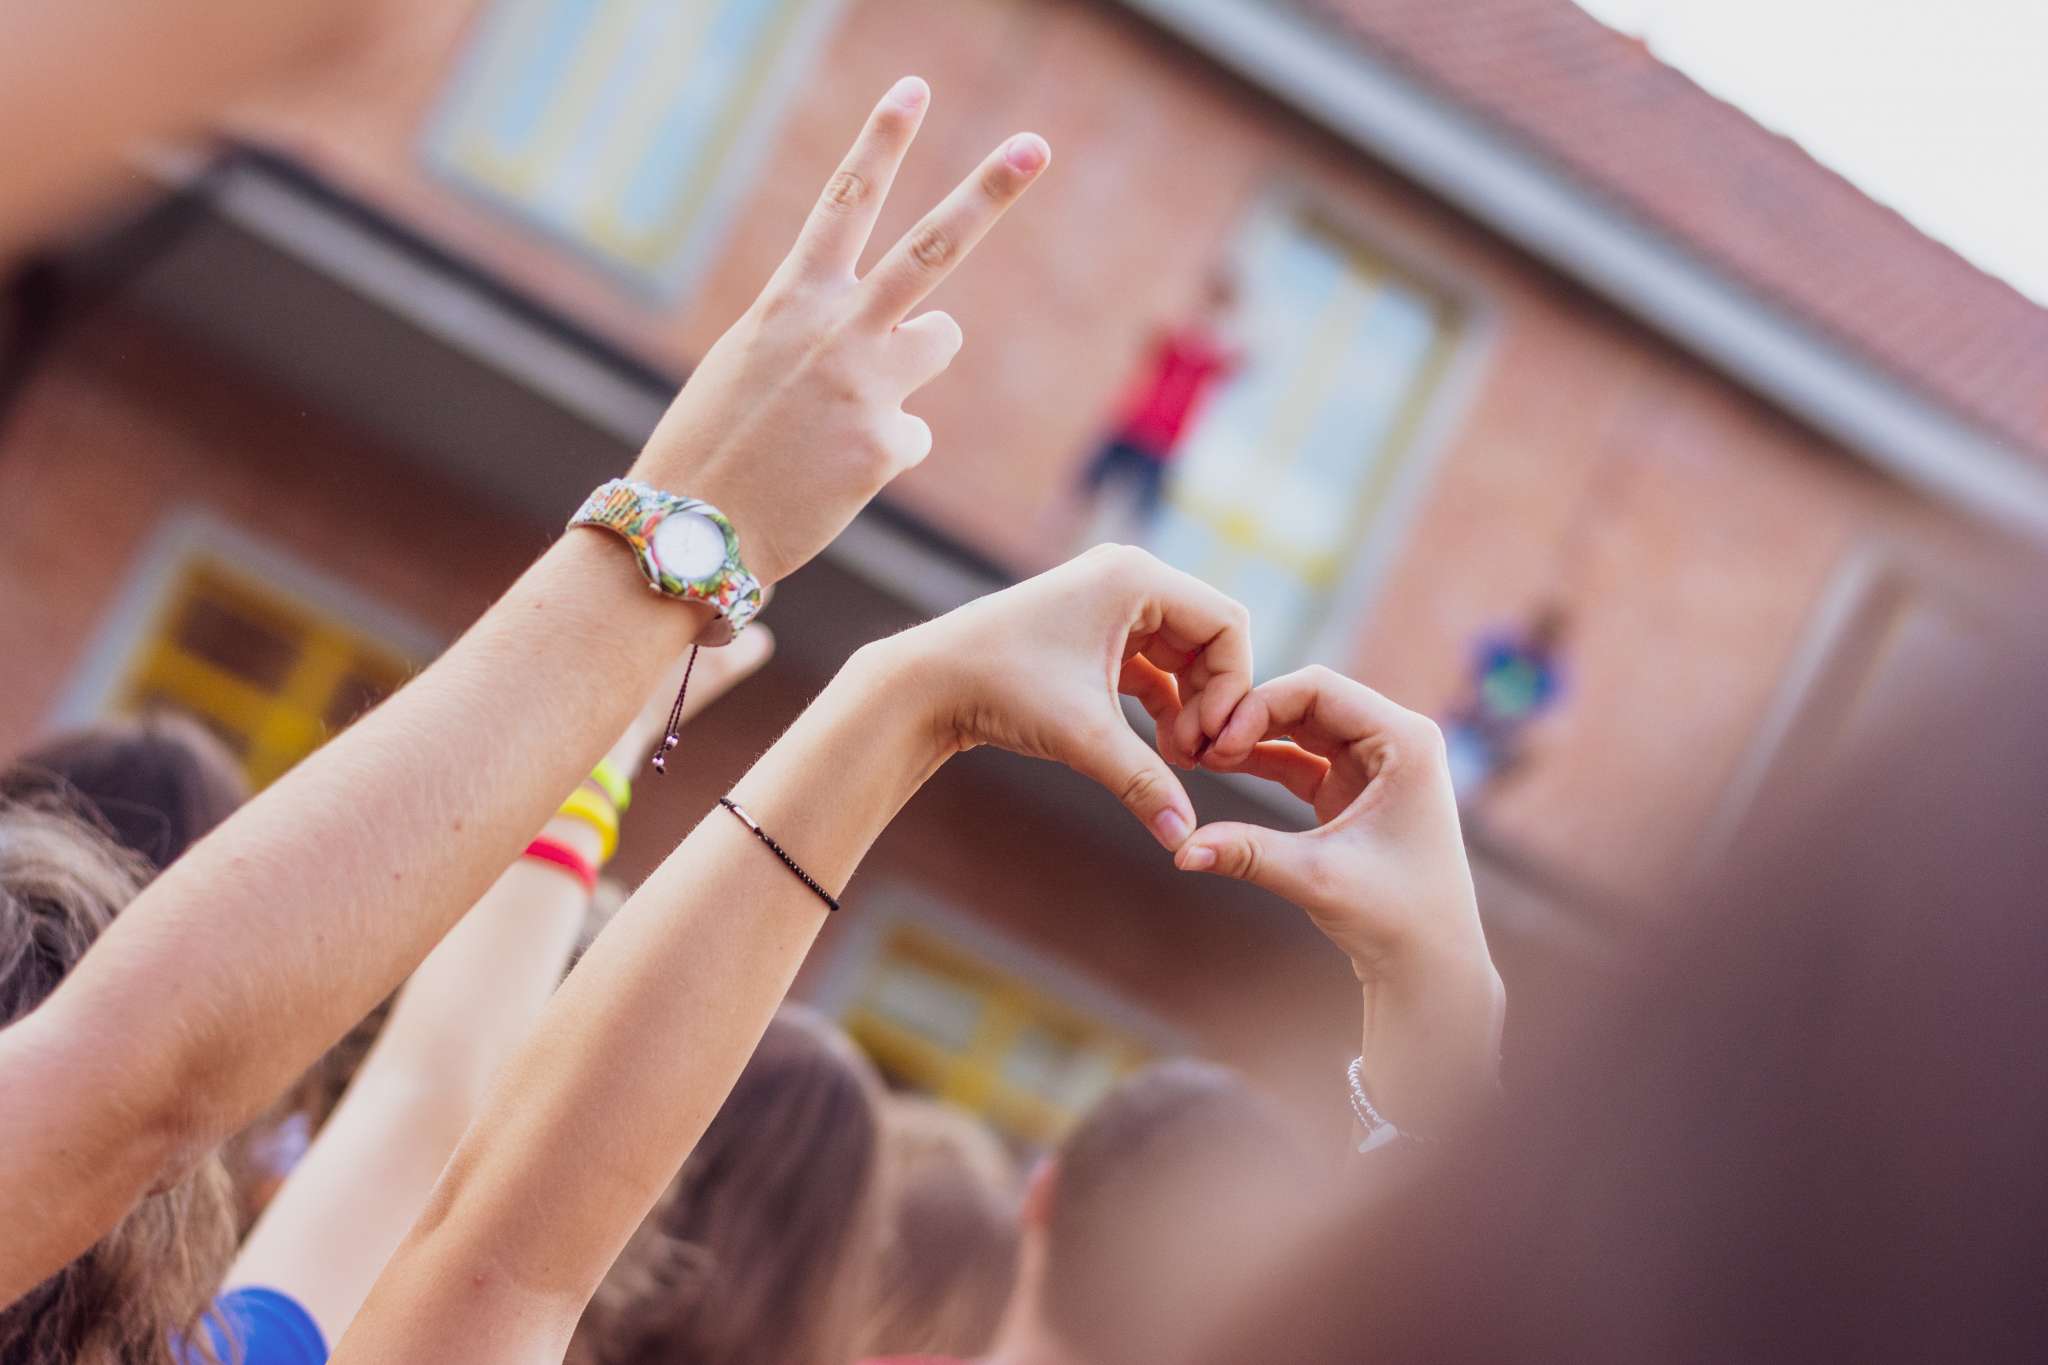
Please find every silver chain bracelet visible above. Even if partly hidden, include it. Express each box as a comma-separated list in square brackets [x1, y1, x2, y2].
[1347, 1056, 1409, 1153]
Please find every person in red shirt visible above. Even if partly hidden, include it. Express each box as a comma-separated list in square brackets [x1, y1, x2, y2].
[1079, 272, 1244, 527]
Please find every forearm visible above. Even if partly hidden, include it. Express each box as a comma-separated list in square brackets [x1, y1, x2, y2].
[332, 646, 945, 1362]
[224, 832, 594, 1341]
[1358, 943, 1505, 1139]
[0, 532, 701, 1299]
[2, 0, 372, 254]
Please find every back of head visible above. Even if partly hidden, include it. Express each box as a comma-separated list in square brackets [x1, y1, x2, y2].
[0, 801, 237, 1364]
[856, 1097, 1020, 1359]
[1200, 631, 2048, 1362]
[577, 1006, 884, 1365]
[1042, 1060, 1313, 1365]
[4, 714, 247, 873]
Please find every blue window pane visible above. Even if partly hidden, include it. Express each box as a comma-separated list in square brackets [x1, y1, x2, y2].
[1158, 209, 1458, 669]
[423, 0, 834, 298]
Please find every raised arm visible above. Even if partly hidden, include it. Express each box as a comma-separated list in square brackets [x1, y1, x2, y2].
[330, 546, 1253, 1362]
[220, 636, 771, 1346]
[1183, 666, 1507, 1138]
[0, 0, 384, 255]
[0, 80, 1048, 1302]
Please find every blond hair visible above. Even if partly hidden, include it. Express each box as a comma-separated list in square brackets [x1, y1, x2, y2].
[0, 801, 238, 1364]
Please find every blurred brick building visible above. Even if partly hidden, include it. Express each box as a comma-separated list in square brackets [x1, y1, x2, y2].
[3, 0, 2041, 1133]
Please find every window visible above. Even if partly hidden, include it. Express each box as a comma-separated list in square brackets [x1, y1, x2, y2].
[1702, 548, 2012, 860]
[838, 921, 1162, 1147]
[1150, 201, 1467, 669]
[422, 0, 839, 296]
[59, 515, 428, 789]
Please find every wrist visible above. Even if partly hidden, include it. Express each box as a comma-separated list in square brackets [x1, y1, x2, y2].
[547, 530, 713, 658]
[844, 634, 964, 768]
[1358, 937, 1504, 1133]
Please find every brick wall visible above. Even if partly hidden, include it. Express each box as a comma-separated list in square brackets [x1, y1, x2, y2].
[224, 0, 1996, 901]
[0, 0, 2016, 1145]
[0, 313, 1375, 1115]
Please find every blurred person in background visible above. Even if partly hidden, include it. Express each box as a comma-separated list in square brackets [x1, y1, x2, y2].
[215, 638, 769, 1356]
[858, 1060, 1314, 1365]
[1191, 627, 2048, 1361]
[2, 712, 247, 874]
[0, 801, 241, 1364]
[1441, 603, 1572, 810]
[220, 636, 768, 1237]
[854, 1096, 1021, 1360]
[570, 1006, 885, 1365]
[0, 642, 764, 1362]
[0, 0, 402, 256]
[0, 81, 1048, 1300]
[1072, 270, 1244, 547]
[324, 545, 1264, 1360]
[864, 660, 1511, 1365]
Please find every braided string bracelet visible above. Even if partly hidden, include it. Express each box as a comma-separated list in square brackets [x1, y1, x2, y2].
[650, 645, 700, 775]
[717, 796, 840, 913]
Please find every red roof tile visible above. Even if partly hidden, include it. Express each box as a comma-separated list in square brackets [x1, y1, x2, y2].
[1296, 0, 2048, 459]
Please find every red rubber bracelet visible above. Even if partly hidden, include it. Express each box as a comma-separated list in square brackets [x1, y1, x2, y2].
[523, 836, 597, 892]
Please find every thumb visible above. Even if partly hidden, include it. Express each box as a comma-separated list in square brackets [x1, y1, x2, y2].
[1072, 721, 1196, 852]
[1174, 820, 1312, 898]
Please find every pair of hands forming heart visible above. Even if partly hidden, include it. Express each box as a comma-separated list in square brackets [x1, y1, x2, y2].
[875, 544, 1505, 1130]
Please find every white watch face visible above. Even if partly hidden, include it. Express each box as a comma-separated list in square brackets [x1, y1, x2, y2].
[650, 511, 728, 582]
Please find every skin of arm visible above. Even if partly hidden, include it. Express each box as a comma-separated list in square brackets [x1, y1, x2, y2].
[220, 635, 772, 1345]
[0, 81, 1047, 1303]
[0, 534, 700, 1301]
[0, 0, 382, 257]
[330, 546, 1254, 1363]
[1180, 667, 1507, 1135]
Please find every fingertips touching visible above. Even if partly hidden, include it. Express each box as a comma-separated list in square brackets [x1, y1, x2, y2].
[1202, 690, 1271, 768]
[1171, 677, 1248, 766]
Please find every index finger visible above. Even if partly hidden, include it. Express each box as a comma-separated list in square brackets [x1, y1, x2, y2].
[1204, 666, 1422, 772]
[1115, 558, 1254, 765]
[857, 132, 1050, 325]
[784, 76, 929, 282]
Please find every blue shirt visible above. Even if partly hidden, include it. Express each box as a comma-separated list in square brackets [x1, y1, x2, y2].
[182, 1286, 327, 1365]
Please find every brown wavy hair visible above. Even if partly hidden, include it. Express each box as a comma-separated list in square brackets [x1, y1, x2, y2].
[0, 800, 238, 1365]
[571, 1006, 885, 1365]
[2, 713, 248, 873]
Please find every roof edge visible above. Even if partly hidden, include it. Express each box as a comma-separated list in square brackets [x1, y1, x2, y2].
[1112, 0, 2048, 538]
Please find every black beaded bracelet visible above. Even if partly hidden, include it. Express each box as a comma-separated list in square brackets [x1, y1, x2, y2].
[717, 796, 841, 913]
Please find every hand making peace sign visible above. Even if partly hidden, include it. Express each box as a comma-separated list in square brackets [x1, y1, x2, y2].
[631, 76, 1051, 587]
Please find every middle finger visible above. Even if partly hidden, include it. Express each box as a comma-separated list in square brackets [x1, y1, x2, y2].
[857, 131, 1050, 325]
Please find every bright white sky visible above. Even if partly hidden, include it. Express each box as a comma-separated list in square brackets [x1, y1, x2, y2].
[1570, 0, 2048, 304]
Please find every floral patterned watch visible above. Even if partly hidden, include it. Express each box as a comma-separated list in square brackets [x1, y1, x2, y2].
[568, 478, 764, 645]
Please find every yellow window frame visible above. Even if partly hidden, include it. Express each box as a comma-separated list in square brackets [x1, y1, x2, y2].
[116, 559, 412, 788]
[842, 923, 1156, 1147]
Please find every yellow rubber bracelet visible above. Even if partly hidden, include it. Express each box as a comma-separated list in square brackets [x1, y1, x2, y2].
[555, 786, 620, 864]
[587, 758, 632, 813]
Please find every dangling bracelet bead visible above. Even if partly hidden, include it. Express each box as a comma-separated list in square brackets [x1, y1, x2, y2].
[651, 645, 699, 775]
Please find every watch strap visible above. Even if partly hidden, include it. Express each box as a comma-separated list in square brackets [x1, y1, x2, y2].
[570, 479, 763, 644]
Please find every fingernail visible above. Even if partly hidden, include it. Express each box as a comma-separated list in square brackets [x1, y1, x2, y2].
[890, 76, 929, 109]
[1178, 845, 1216, 872]
[1005, 133, 1049, 174]
[1153, 807, 1190, 848]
